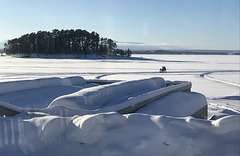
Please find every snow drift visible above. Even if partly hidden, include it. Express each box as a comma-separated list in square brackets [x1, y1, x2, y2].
[0, 77, 98, 108]
[0, 112, 239, 156]
[137, 91, 207, 117]
[49, 77, 166, 110]
[0, 76, 85, 95]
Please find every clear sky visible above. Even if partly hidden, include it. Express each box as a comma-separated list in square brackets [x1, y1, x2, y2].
[0, 0, 239, 50]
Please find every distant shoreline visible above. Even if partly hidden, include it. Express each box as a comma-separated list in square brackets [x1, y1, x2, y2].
[1, 49, 239, 56]
[132, 50, 240, 55]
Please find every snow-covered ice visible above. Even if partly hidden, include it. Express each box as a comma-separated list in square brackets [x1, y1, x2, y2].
[0, 54, 239, 155]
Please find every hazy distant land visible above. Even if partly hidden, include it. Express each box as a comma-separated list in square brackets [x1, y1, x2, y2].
[132, 49, 240, 55]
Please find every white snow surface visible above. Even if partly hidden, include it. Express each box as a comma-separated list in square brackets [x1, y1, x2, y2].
[137, 91, 207, 117]
[0, 76, 86, 94]
[0, 77, 97, 108]
[0, 112, 239, 156]
[49, 77, 166, 110]
[0, 54, 239, 155]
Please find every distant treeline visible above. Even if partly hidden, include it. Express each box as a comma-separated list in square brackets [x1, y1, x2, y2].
[4, 29, 131, 57]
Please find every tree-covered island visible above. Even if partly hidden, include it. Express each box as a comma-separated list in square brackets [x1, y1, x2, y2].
[4, 29, 131, 57]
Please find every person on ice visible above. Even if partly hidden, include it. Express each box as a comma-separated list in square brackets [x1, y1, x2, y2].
[159, 66, 167, 73]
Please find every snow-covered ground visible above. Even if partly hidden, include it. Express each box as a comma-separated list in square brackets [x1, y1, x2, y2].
[0, 54, 239, 156]
[0, 54, 239, 112]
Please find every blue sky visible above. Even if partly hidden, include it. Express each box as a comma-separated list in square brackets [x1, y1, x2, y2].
[0, 0, 239, 50]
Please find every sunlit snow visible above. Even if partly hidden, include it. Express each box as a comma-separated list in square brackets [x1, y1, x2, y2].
[0, 54, 239, 156]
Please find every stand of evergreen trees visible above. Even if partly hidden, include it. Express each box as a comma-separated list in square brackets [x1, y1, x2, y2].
[4, 29, 131, 57]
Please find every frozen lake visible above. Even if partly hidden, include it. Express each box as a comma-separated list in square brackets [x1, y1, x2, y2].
[0, 54, 239, 156]
[0, 54, 239, 112]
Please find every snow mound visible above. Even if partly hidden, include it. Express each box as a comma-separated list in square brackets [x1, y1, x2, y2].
[67, 112, 126, 144]
[0, 112, 239, 156]
[0, 115, 70, 155]
[137, 92, 207, 117]
[0, 76, 86, 95]
[49, 77, 166, 110]
[212, 115, 240, 134]
[0, 76, 94, 108]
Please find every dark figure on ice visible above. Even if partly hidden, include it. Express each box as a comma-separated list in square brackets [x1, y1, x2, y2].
[159, 66, 167, 73]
